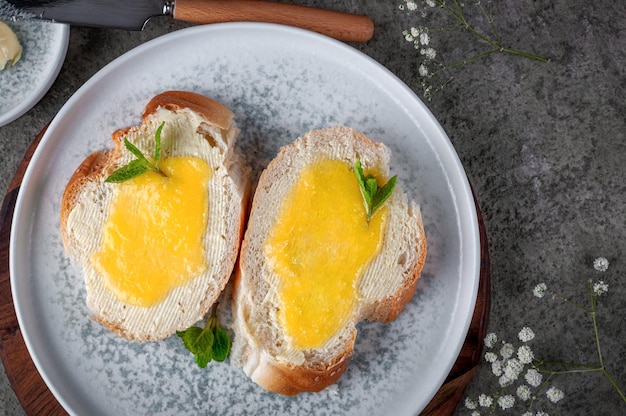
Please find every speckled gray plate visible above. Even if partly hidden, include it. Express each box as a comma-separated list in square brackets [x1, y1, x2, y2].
[0, 21, 68, 126]
[10, 23, 479, 416]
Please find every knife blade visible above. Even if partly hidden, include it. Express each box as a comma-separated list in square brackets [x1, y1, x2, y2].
[0, 0, 374, 42]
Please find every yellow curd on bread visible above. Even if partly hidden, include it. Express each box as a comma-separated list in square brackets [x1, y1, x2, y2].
[264, 159, 387, 349]
[92, 157, 211, 307]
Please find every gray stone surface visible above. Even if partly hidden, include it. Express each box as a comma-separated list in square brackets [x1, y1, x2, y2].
[1, 0, 624, 415]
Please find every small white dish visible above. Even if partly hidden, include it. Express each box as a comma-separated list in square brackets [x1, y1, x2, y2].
[0, 21, 69, 127]
[10, 23, 479, 416]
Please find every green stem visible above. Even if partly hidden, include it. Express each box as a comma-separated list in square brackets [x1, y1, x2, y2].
[477, 0, 502, 44]
[536, 360, 602, 370]
[426, 24, 467, 33]
[551, 292, 589, 312]
[423, 49, 499, 93]
[604, 369, 626, 403]
[433, 0, 550, 64]
[588, 279, 605, 368]
[436, 0, 462, 22]
[501, 48, 551, 62]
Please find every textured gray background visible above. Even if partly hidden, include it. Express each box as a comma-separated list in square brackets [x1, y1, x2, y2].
[1, 0, 624, 415]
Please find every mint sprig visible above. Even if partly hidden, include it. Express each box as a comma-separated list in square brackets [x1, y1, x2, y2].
[354, 158, 397, 222]
[177, 303, 231, 368]
[105, 121, 165, 183]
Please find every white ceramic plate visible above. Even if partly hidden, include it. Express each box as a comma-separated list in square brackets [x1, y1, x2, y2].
[10, 23, 479, 416]
[0, 21, 69, 126]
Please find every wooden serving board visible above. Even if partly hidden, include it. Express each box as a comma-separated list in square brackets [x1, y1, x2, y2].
[0, 126, 490, 416]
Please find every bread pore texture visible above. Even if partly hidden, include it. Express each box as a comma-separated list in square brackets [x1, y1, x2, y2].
[231, 126, 427, 395]
[61, 91, 250, 341]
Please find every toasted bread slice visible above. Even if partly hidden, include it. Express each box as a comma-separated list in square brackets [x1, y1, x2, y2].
[231, 126, 426, 395]
[61, 91, 250, 341]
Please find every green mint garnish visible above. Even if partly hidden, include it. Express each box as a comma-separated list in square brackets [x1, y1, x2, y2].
[354, 158, 397, 223]
[177, 303, 231, 368]
[105, 121, 165, 183]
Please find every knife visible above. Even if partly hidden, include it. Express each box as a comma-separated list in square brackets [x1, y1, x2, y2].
[0, 0, 374, 42]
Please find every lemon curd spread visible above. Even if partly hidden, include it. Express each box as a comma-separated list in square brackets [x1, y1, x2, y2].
[264, 159, 388, 349]
[93, 157, 211, 307]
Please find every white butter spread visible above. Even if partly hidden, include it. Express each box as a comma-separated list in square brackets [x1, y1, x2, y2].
[0, 22, 22, 71]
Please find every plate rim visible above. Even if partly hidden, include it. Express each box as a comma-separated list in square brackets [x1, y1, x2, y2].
[0, 22, 69, 127]
[9, 22, 480, 416]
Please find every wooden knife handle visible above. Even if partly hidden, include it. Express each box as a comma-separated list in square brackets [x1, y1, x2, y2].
[173, 0, 374, 42]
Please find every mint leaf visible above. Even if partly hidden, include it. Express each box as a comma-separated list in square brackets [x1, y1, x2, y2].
[123, 138, 151, 165]
[178, 326, 214, 355]
[365, 177, 378, 203]
[371, 174, 397, 214]
[104, 159, 149, 183]
[354, 158, 397, 222]
[177, 326, 214, 369]
[177, 303, 230, 368]
[194, 350, 214, 368]
[104, 122, 166, 183]
[212, 325, 231, 362]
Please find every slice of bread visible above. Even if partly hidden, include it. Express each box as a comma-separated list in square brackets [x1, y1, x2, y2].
[60, 91, 250, 341]
[231, 126, 427, 395]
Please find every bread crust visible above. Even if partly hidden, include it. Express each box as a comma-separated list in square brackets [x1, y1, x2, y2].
[231, 126, 427, 395]
[61, 91, 249, 341]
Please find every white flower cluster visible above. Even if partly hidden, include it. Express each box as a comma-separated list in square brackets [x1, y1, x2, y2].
[399, 0, 549, 101]
[465, 256, 619, 414]
[401, 25, 436, 77]
[399, 0, 441, 99]
[534, 256, 610, 301]
[533, 282, 547, 298]
[592, 257, 610, 295]
[593, 280, 609, 296]
[464, 327, 564, 414]
[593, 256, 609, 272]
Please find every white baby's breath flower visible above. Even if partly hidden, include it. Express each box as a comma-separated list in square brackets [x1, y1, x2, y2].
[499, 374, 514, 387]
[533, 283, 547, 298]
[593, 256, 609, 272]
[500, 342, 515, 359]
[420, 47, 437, 60]
[536, 412, 549, 416]
[484, 352, 497, 363]
[525, 368, 543, 387]
[516, 384, 532, 401]
[497, 394, 515, 410]
[517, 345, 534, 364]
[420, 31, 430, 45]
[546, 386, 564, 403]
[470, 412, 480, 416]
[410, 26, 420, 38]
[503, 358, 524, 380]
[593, 280, 609, 296]
[484, 333, 497, 348]
[465, 397, 478, 409]
[518, 327, 535, 342]
[425, 0, 436, 7]
[418, 63, 429, 77]
[478, 394, 493, 407]
[405, 1, 418, 11]
[491, 360, 503, 377]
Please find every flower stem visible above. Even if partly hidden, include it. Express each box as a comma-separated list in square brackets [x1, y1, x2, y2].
[477, 0, 502, 45]
[551, 292, 589, 312]
[500, 48, 551, 62]
[604, 369, 626, 403]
